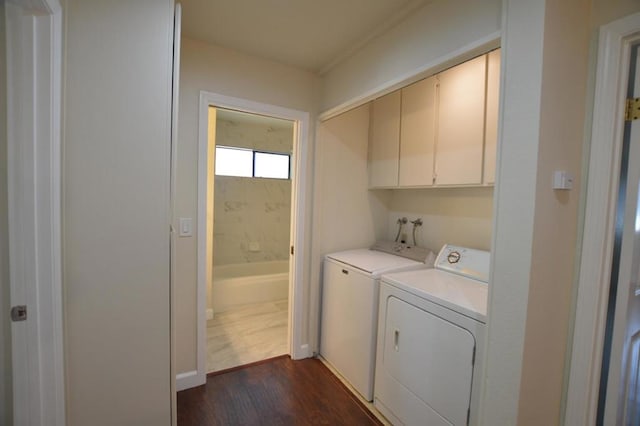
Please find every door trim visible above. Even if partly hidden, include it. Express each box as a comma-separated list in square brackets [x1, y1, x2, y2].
[177, 91, 310, 390]
[565, 12, 640, 425]
[5, 0, 65, 424]
[169, 3, 181, 425]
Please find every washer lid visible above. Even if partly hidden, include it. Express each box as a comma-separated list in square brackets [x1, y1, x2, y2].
[326, 249, 423, 275]
[381, 269, 488, 322]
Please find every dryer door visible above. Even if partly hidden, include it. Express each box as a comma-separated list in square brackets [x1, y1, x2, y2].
[378, 296, 476, 425]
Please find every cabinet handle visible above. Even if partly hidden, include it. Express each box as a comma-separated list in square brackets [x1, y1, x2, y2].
[341, 269, 349, 275]
[394, 329, 400, 351]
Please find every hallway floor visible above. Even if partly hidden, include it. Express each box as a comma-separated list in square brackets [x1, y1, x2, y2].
[207, 299, 288, 373]
[178, 356, 382, 426]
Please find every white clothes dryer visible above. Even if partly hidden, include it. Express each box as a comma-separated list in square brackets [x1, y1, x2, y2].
[374, 244, 490, 426]
[320, 242, 435, 402]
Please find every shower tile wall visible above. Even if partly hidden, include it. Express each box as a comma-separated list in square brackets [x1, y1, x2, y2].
[214, 114, 293, 265]
[214, 177, 291, 264]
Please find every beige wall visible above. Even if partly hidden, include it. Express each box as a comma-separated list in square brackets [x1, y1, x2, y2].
[63, 1, 173, 424]
[387, 187, 494, 253]
[320, 0, 502, 111]
[309, 105, 392, 351]
[175, 37, 320, 374]
[516, 0, 590, 423]
[481, 0, 592, 424]
[592, 0, 640, 27]
[0, 2, 12, 424]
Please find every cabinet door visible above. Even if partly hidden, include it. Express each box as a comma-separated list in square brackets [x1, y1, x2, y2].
[435, 55, 487, 185]
[399, 76, 437, 186]
[369, 90, 401, 188]
[484, 49, 501, 184]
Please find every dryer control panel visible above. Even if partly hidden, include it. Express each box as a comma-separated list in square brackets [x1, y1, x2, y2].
[435, 244, 491, 283]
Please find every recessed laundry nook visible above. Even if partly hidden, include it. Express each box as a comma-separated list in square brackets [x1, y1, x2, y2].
[311, 59, 496, 422]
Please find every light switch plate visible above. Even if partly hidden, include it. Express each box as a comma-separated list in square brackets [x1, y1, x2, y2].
[179, 218, 193, 237]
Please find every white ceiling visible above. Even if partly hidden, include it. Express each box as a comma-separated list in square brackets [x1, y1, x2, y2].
[179, 0, 427, 74]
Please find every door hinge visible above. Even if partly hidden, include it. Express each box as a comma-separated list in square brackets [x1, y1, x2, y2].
[467, 407, 471, 425]
[472, 346, 476, 366]
[11, 305, 27, 322]
[290, 246, 294, 255]
[626, 97, 640, 121]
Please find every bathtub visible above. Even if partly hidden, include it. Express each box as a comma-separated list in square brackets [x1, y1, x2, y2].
[212, 260, 289, 313]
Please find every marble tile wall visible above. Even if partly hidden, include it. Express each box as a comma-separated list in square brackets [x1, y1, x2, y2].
[213, 113, 293, 266]
[216, 112, 293, 153]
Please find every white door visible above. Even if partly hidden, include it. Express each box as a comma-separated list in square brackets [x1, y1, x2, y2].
[5, 1, 65, 425]
[602, 44, 640, 425]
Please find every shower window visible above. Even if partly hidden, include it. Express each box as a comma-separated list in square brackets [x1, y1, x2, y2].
[214, 146, 253, 177]
[215, 146, 291, 179]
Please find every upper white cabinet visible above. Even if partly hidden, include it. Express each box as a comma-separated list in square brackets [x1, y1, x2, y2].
[483, 49, 501, 184]
[435, 55, 486, 186]
[399, 76, 437, 186]
[368, 49, 501, 189]
[369, 90, 401, 188]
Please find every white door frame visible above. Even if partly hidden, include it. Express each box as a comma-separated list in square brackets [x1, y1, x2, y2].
[5, 0, 65, 425]
[565, 12, 640, 426]
[177, 91, 310, 390]
[169, 3, 181, 425]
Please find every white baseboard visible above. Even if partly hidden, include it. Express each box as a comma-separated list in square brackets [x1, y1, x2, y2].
[291, 343, 311, 360]
[206, 308, 213, 320]
[176, 370, 204, 391]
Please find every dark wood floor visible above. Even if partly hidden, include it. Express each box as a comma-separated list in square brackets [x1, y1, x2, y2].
[177, 355, 382, 426]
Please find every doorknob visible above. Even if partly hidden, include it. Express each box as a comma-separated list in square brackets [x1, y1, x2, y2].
[11, 305, 27, 322]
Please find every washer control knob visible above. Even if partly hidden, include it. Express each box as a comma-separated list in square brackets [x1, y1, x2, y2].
[447, 251, 461, 264]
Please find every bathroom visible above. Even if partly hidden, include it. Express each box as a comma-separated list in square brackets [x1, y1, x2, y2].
[206, 107, 294, 373]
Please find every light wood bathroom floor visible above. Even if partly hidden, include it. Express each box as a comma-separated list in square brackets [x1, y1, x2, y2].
[207, 299, 289, 373]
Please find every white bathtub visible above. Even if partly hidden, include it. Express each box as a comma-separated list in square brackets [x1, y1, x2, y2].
[212, 260, 289, 313]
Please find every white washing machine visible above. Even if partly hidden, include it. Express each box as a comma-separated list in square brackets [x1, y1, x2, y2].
[374, 244, 490, 426]
[320, 242, 435, 402]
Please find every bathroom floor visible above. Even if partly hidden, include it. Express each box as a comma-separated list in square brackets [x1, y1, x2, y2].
[207, 299, 289, 373]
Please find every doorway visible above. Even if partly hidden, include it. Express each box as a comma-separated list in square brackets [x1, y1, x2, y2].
[565, 12, 640, 426]
[195, 91, 310, 383]
[597, 42, 640, 425]
[206, 107, 294, 373]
